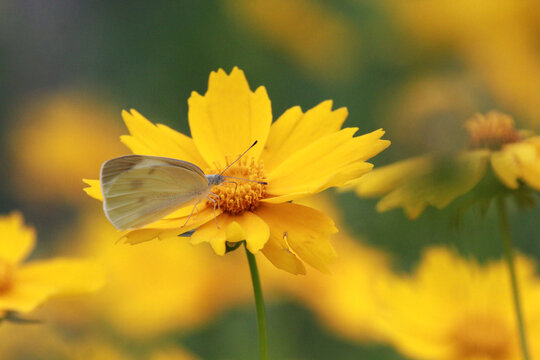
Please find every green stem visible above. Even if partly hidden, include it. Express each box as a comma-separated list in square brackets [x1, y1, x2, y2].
[245, 245, 269, 360]
[497, 197, 530, 360]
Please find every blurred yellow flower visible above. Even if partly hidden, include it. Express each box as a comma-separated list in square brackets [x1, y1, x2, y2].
[59, 211, 251, 339]
[0, 212, 104, 316]
[262, 195, 391, 342]
[354, 111, 540, 219]
[226, 0, 359, 81]
[375, 247, 540, 360]
[390, 0, 540, 124]
[85, 67, 389, 274]
[9, 92, 125, 204]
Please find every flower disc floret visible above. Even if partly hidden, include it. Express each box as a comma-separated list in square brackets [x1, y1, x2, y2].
[465, 111, 522, 150]
[208, 157, 267, 215]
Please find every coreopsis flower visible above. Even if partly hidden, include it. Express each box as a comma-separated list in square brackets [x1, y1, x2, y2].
[9, 92, 124, 204]
[0, 212, 104, 316]
[263, 195, 391, 341]
[69, 212, 251, 339]
[353, 111, 540, 219]
[375, 247, 540, 360]
[84, 67, 390, 274]
[390, 1, 540, 123]
[227, 0, 358, 80]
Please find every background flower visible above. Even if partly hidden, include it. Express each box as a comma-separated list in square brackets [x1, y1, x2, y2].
[0, 212, 104, 315]
[374, 247, 540, 360]
[353, 111, 540, 219]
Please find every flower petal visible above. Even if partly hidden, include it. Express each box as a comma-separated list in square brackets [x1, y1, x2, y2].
[256, 203, 337, 273]
[188, 67, 272, 166]
[190, 212, 270, 255]
[82, 179, 103, 201]
[261, 101, 347, 171]
[374, 151, 489, 219]
[1, 259, 105, 313]
[352, 156, 433, 197]
[267, 128, 389, 196]
[190, 215, 229, 255]
[0, 212, 35, 264]
[490, 150, 520, 189]
[233, 212, 270, 253]
[500, 139, 540, 191]
[261, 235, 306, 275]
[121, 109, 206, 167]
[121, 205, 220, 245]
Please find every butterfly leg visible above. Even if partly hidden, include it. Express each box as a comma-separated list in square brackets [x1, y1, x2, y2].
[183, 199, 202, 227]
[207, 191, 220, 228]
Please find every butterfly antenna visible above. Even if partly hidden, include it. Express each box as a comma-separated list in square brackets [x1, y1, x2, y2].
[219, 141, 259, 176]
[223, 175, 267, 185]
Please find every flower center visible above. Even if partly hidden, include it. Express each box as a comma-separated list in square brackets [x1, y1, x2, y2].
[0, 260, 14, 294]
[207, 157, 267, 215]
[450, 314, 512, 359]
[465, 112, 521, 150]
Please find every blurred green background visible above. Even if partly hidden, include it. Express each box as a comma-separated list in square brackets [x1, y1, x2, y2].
[1, 1, 539, 359]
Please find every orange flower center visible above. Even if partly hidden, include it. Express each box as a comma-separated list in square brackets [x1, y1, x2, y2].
[450, 314, 512, 359]
[207, 157, 267, 215]
[0, 260, 14, 294]
[465, 112, 521, 150]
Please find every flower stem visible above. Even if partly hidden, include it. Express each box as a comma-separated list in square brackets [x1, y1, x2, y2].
[245, 245, 269, 360]
[497, 197, 530, 360]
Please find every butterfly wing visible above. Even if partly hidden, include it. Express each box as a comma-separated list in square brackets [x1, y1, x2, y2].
[100, 155, 209, 230]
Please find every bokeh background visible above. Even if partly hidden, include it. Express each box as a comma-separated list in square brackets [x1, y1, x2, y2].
[1, 1, 540, 359]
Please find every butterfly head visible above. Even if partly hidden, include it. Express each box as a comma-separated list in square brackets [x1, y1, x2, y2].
[206, 174, 226, 186]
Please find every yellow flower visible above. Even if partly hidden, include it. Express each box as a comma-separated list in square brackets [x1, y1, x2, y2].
[70, 211, 251, 338]
[8, 92, 125, 204]
[375, 247, 540, 360]
[389, 0, 540, 124]
[84, 67, 389, 274]
[264, 195, 392, 342]
[226, 0, 358, 81]
[0, 212, 104, 315]
[353, 111, 540, 219]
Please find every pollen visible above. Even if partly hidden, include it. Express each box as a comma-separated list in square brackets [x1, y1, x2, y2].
[465, 111, 522, 150]
[207, 157, 267, 215]
[0, 259, 14, 294]
[450, 314, 512, 359]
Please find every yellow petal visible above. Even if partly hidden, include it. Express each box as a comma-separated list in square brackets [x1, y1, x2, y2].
[261, 235, 306, 275]
[352, 156, 433, 197]
[262, 101, 347, 171]
[376, 151, 488, 219]
[233, 212, 270, 253]
[121, 109, 207, 167]
[1, 259, 105, 313]
[190, 215, 228, 255]
[267, 128, 389, 196]
[0, 212, 35, 264]
[82, 179, 103, 201]
[188, 67, 272, 166]
[500, 140, 540, 190]
[490, 150, 520, 189]
[190, 212, 270, 255]
[256, 203, 337, 273]
[120, 206, 220, 245]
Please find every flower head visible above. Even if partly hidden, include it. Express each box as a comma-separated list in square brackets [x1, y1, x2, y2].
[0, 212, 104, 316]
[353, 111, 540, 219]
[375, 247, 540, 360]
[84, 67, 389, 274]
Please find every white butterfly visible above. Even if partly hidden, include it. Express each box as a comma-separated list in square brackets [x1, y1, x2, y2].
[100, 141, 265, 230]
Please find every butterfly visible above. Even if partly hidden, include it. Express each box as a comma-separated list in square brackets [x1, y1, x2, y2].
[100, 141, 266, 230]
